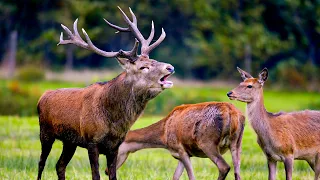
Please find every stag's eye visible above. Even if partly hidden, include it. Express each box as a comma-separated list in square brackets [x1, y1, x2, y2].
[247, 85, 253, 88]
[139, 67, 149, 70]
[139, 67, 149, 73]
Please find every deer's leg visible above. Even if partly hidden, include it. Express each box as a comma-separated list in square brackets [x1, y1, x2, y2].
[208, 153, 230, 180]
[37, 133, 55, 180]
[178, 151, 195, 180]
[313, 153, 320, 180]
[200, 142, 230, 180]
[307, 159, 315, 172]
[267, 159, 277, 180]
[107, 151, 119, 180]
[56, 143, 77, 180]
[88, 143, 100, 180]
[230, 144, 241, 180]
[105, 151, 129, 176]
[284, 156, 293, 180]
[173, 161, 185, 180]
[230, 124, 244, 180]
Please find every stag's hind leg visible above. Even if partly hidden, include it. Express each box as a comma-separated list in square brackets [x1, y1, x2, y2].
[37, 130, 55, 180]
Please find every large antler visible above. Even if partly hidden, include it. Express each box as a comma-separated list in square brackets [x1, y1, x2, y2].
[104, 6, 166, 57]
[58, 18, 139, 61]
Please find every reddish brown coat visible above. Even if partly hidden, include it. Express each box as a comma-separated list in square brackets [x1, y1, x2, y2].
[111, 102, 245, 180]
[228, 67, 320, 180]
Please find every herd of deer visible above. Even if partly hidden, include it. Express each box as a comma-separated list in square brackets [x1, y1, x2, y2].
[35, 7, 320, 180]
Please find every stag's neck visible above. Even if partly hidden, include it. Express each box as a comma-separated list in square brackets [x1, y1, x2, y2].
[246, 91, 272, 138]
[119, 119, 167, 154]
[101, 72, 158, 135]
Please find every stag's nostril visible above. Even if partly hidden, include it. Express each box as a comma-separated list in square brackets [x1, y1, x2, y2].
[227, 91, 233, 97]
[166, 66, 175, 73]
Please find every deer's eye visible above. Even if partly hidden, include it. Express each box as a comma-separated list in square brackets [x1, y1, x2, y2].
[247, 85, 253, 88]
[139, 67, 149, 70]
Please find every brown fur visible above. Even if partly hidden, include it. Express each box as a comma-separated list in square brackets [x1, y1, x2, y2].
[107, 102, 245, 180]
[228, 67, 320, 180]
[37, 9, 174, 179]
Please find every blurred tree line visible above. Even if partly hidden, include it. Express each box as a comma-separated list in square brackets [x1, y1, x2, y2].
[0, 0, 319, 86]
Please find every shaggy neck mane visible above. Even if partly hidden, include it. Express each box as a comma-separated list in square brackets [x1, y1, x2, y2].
[100, 71, 157, 137]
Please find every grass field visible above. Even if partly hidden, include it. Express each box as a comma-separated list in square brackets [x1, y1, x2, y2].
[0, 85, 320, 179]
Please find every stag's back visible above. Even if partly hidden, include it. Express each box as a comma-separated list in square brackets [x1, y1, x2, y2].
[37, 84, 107, 144]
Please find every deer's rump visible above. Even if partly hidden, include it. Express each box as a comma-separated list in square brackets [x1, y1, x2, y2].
[163, 102, 243, 157]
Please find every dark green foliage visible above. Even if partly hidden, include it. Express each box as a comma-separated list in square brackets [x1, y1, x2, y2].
[1, 0, 320, 86]
[270, 59, 320, 90]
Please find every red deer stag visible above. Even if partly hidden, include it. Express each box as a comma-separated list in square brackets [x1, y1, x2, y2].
[228, 67, 320, 180]
[37, 7, 174, 180]
[106, 102, 245, 180]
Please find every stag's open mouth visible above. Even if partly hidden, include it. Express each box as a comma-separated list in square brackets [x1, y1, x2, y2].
[159, 73, 173, 89]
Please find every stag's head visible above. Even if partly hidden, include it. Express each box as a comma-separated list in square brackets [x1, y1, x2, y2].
[58, 7, 174, 93]
[227, 67, 268, 103]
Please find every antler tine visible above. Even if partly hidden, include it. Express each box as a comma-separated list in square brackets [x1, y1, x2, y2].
[117, 6, 145, 44]
[58, 23, 89, 49]
[122, 38, 139, 61]
[73, 18, 81, 37]
[103, 7, 166, 57]
[129, 7, 137, 26]
[104, 18, 130, 32]
[58, 18, 139, 60]
[144, 28, 166, 55]
[146, 21, 155, 45]
[82, 28, 118, 57]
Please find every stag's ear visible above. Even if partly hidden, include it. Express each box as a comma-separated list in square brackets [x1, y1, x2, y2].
[116, 57, 131, 69]
[237, 67, 253, 81]
[258, 68, 268, 85]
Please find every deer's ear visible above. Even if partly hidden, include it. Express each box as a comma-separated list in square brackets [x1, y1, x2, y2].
[258, 68, 268, 85]
[116, 57, 131, 69]
[237, 67, 253, 81]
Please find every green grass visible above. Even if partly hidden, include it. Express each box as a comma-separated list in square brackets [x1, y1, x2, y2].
[1, 85, 319, 179]
[0, 116, 315, 180]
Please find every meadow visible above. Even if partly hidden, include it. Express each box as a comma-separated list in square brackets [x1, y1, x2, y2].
[0, 81, 320, 180]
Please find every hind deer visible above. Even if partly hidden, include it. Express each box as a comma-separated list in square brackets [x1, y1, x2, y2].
[106, 102, 245, 180]
[37, 7, 174, 180]
[228, 67, 320, 180]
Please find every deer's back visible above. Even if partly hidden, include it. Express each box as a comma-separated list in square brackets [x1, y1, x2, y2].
[163, 102, 244, 157]
[265, 110, 320, 158]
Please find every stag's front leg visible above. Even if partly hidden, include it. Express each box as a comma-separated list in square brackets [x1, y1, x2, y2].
[284, 156, 293, 180]
[107, 151, 119, 180]
[88, 143, 100, 180]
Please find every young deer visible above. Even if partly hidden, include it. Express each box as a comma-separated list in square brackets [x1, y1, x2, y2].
[227, 67, 320, 180]
[37, 7, 174, 180]
[106, 102, 245, 180]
